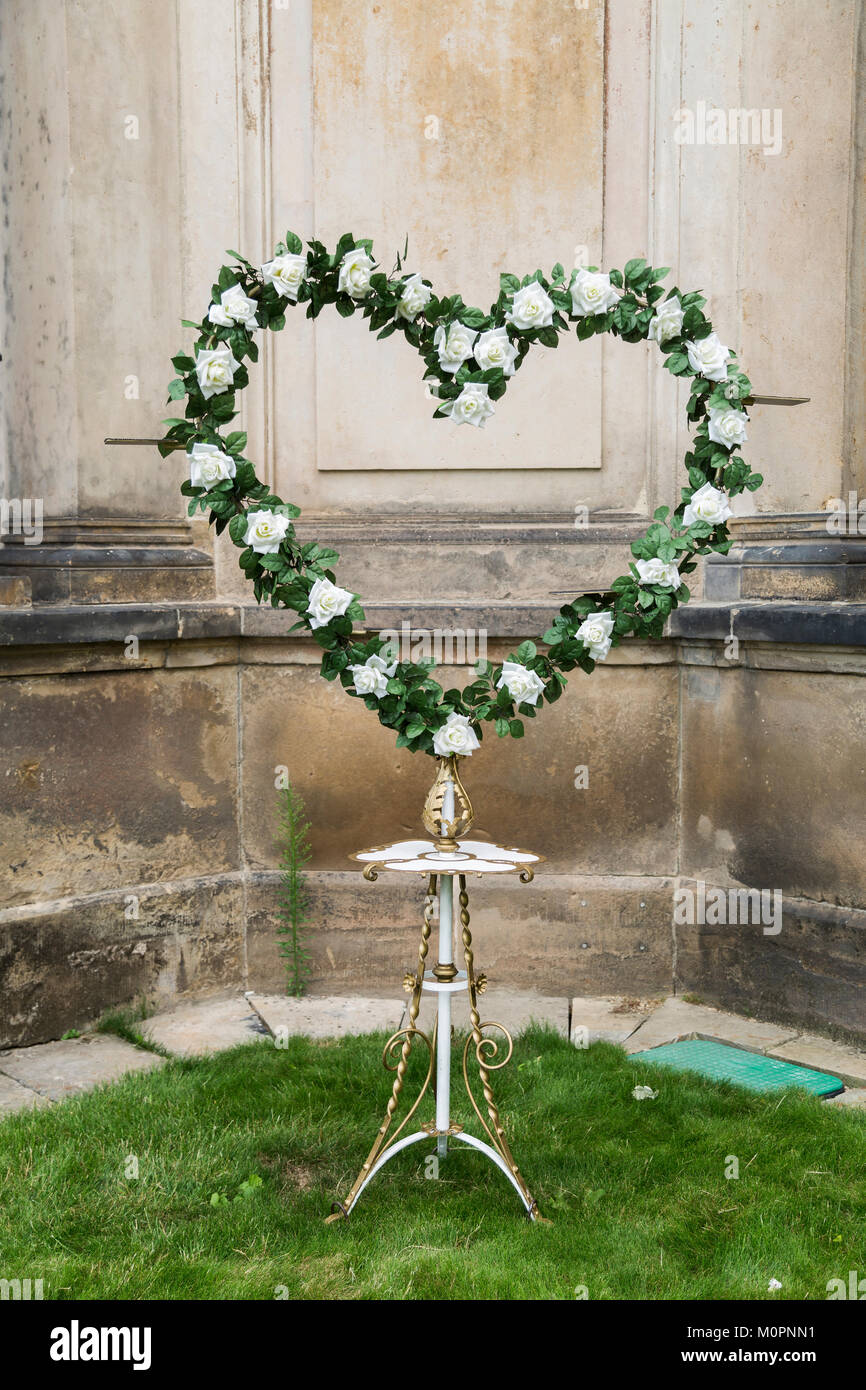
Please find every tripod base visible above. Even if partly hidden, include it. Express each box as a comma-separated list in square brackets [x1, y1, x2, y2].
[325, 1128, 538, 1223]
[325, 858, 543, 1224]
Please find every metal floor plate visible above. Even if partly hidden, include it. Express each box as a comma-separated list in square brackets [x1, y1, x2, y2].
[632, 1038, 844, 1097]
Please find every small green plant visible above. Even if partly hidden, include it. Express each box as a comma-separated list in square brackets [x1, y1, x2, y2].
[95, 1007, 169, 1057]
[276, 781, 313, 997]
[209, 1174, 263, 1209]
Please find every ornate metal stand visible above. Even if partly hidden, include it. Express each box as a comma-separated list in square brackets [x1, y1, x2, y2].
[325, 756, 544, 1224]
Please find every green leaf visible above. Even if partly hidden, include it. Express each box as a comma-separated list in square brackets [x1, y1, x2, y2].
[228, 514, 247, 545]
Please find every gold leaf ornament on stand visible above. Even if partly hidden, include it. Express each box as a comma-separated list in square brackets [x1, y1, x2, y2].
[421, 755, 475, 850]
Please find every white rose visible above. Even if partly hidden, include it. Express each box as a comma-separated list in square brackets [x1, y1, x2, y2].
[395, 273, 431, 321]
[306, 576, 354, 630]
[473, 326, 518, 377]
[195, 344, 240, 399]
[349, 653, 397, 699]
[685, 332, 730, 382]
[261, 252, 308, 303]
[682, 482, 733, 528]
[707, 406, 748, 450]
[243, 509, 290, 554]
[187, 442, 237, 489]
[207, 283, 259, 331]
[337, 247, 376, 300]
[576, 609, 615, 661]
[570, 268, 620, 317]
[433, 321, 477, 374]
[506, 282, 555, 330]
[647, 296, 684, 344]
[636, 557, 681, 589]
[437, 382, 494, 428]
[496, 660, 546, 706]
[432, 712, 481, 758]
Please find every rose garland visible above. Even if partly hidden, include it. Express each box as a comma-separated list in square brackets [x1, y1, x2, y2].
[162, 231, 762, 758]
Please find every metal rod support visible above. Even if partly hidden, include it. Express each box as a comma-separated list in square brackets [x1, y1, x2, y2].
[103, 395, 811, 451]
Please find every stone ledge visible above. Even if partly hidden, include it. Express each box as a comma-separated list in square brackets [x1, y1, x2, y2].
[0, 602, 243, 647]
[295, 512, 649, 543]
[3, 596, 866, 651]
[670, 600, 866, 646]
[703, 540, 866, 601]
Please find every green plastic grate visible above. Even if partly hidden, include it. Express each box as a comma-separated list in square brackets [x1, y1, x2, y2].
[632, 1038, 844, 1097]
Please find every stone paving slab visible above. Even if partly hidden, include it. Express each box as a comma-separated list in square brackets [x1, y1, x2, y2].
[142, 995, 268, 1056]
[408, 989, 568, 1038]
[623, 997, 800, 1055]
[0, 1035, 165, 1101]
[247, 993, 404, 1040]
[770, 1035, 866, 1087]
[570, 995, 658, 1046]
[0, 1072, 52, 1113]
[826, 1088, 866, 1109]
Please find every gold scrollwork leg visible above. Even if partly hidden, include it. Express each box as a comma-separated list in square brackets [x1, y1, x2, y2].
[457, 874, 542, 1220]
[325, 875, 438, 1223]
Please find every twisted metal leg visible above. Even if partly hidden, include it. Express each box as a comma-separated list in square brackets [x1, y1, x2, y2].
[458, 874, 542, 1220]
[325, 875, 438, 1222]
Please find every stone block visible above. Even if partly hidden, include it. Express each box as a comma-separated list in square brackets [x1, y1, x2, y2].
[0, 1034, 164, 1100]
[623, 996, 799, 1054]
[0, 664, 239, 905]
[238, 658, 679, 877]
[0, 877, 245, 1047]
[674, 897, 866, 1044]
[0, 576, 31, 607]
[408, 988, 568, 1037]
[826, 1089, 866, 1109]
[679, 663, 866, 907]
[769, 1034, 866, 1087]
[0, 1072, 50, 1113]
[570, 994, 657, 1045]
[245, 870, 675, 1000]
[704, 541, 866, 602]
[142, 994, 268, 1056]
[245, 992, 403, 1038]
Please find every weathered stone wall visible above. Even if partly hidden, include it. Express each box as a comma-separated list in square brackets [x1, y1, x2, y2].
[2, 604, 864, 1047]
[1, 1, 865, 1046]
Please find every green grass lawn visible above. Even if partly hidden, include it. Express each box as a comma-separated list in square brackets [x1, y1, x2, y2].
[1, 1027, 864, 1301]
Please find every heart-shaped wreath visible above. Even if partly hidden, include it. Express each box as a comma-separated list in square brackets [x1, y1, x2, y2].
[162, 232, 761, 758]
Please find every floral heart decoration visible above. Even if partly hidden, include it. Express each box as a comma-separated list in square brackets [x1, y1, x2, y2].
[162, 231, 761, 758]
